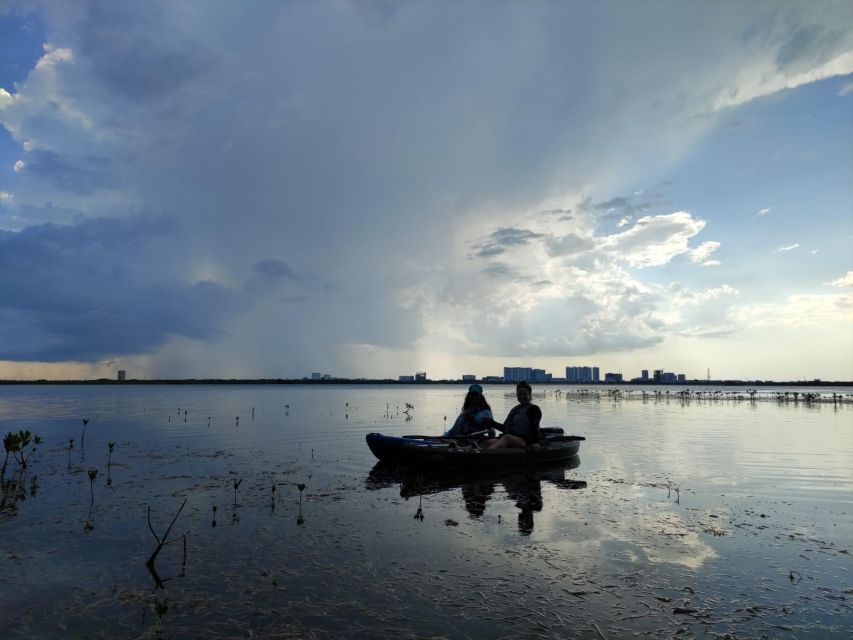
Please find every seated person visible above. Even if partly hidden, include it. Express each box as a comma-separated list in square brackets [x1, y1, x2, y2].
[445, 384, 499, 438]
[485, 381, 541, 449]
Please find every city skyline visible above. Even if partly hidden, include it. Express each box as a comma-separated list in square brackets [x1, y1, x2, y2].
[0, 3, 851, 381]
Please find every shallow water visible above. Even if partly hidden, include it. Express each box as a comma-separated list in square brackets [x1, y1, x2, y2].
[1, 384, 851, 638]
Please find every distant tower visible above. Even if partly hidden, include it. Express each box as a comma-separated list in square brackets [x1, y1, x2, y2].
[707, 368, 710, 381]
[117, 370, 126, 382]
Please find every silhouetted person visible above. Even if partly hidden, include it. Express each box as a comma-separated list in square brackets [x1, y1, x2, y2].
[484, 381, 542, 449]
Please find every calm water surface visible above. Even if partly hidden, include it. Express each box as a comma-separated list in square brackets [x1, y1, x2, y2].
[1, 384, 851, 638]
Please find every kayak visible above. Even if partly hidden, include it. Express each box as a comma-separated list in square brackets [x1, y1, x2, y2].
[365, 427, 583, 468]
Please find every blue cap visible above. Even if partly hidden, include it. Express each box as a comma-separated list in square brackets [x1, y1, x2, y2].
[468, 383, 483, 394]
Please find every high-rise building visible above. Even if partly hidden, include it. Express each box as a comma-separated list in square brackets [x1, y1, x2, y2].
[415, 372, 427, 382]
[504, 367, 533, 382]
[531, 369, 552, 382]
[592, 367, 600, 382]
[641, 369, 649, 382]
[566, 366, 598, 383]
[462, 374, 476, 382]
[604, 372, 623, 383]
[117, 370, 126, 381]
[311, 372, 322, 380]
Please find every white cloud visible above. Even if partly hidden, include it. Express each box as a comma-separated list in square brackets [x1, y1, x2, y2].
[826, 271, 853, 287]
[0, 87, 13, 109]
[13, 160, 25, 172]
[810, 249, 819, 255]
[34, 44, 74, 70]
[735, 293, 853, 328]
[601, 212, 709, 268]
[776, 243, 800, 252]
[0, 191, 13, 202]
[711, 51, 853, 113]
[755, 207, 771, 217]
[839, 81, 853, 96]
[687, 240, 721, 266]
[667, 284, 740, 337]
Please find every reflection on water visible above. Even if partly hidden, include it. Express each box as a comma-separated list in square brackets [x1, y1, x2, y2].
[0, 384, 851, 639]
[367, 457, 586, 535]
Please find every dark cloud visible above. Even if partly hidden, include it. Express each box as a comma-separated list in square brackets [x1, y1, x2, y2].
[76, 1, 211, 101]
[22, 149, 112, 195]
[475, 245, 506, 258]
[593, 196, 630, 211]
[0, 215, 249, 361]
[491, 227, 544, 245]
[481, 263, 525, 281]
[253, 258, 299, 280]
[474, 227, 544, 258]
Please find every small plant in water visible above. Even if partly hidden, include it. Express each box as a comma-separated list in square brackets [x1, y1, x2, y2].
[2, 432, 14, 478]
[3, 430, 43, 473]
[81, 418, 90, 448]
[88, 468, 98, 505]
[296, 483, 306, 525]
[232, 477, 243, 505]
[107, 441, 116, 468]
[67, 438, 74, 469]
[211, 505, 217, 527]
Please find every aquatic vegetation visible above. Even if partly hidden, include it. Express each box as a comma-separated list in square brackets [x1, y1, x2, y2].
[1, 432, 13, 478]
[232, 476, 243, 505]
[146, 498, 188, 589]
[296, 482, 306, 524]
[81, 418, 90, 448]
[270, 473, 278, 511]
[107, 442, 116, 468]
[87, 468, 98, 506]
[3, 430, 43, 473]
[67, 438, 74, 469]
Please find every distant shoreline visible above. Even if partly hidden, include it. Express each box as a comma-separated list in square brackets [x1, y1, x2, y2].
[0, 379, 850, 387]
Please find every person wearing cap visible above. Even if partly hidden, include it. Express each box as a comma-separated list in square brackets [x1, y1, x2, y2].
[444, 384, 499, 438]
[484, 381, 542, 449]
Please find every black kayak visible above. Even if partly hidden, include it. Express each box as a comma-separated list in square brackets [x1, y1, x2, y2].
[365, 427, 584, 468]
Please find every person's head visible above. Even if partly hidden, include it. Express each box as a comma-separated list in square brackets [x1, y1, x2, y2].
[463, 386, 489, 412]
[516, 381, 532, 404]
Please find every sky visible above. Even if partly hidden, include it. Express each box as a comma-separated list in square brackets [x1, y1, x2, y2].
[0, 1, 851, 382]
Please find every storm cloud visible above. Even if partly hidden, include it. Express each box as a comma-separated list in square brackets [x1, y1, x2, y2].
[0, 1, 851, 378]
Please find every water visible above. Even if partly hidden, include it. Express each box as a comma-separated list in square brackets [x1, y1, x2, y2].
[1, 384, 851, 638]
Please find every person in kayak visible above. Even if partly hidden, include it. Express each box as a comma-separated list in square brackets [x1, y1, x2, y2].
[444, 384, 499, 438]
[484, 381, 542, 449]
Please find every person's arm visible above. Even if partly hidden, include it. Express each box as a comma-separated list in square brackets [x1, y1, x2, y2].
[494, 407, 517, 434]
[476, 410, 504, 435]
